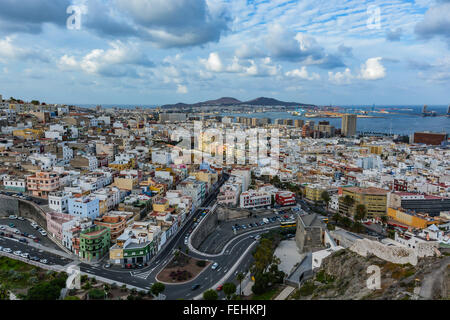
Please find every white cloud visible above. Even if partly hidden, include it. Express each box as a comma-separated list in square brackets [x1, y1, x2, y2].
[201, 52, 223, 72]
[0, 36, 46, 63]
[176, 84, 188, 94]
[285, 66, 320, 80]
[359, 57, 386, 80]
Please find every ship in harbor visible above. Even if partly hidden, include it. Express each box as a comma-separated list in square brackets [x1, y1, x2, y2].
[447, 105, 450, 117]
[422, 105, 437, 117]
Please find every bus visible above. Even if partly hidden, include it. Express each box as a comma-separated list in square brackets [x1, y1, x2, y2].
[322, 218, 329, 224]
[280, 220, 297, 228]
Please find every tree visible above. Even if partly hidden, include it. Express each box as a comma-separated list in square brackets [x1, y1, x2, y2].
[151, 282, 165, 297]
[203, 289, 218, 300]
[88, 289, 106, 300]
[0, 286, 9, 300]
[342, 195, 355, 207]
[354, 204, 367, 221]
[332, 212, 341, 224]
[236, 273, 245, 296]
[223, 282, 236, 300]
[321, 191, 331, 211]
[26, 282, 61, 300]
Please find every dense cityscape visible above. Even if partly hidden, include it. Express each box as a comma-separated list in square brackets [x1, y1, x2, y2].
[0, 95, 448, 303]
[0, 0, 449, 315]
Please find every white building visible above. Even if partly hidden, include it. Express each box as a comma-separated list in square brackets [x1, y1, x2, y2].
[48, 192, 71, 213]
[240, 190, 271, 209]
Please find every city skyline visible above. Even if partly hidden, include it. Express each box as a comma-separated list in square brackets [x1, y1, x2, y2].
[0, 0, 449, 106]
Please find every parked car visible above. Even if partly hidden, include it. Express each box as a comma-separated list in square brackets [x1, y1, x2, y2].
[19, 238, 27, 244]
[184, 237, 189, 245]
[0, 226, 5, 230]
[9, 215, 17, 220]
[104, 263, 111, 268]
[20, 252, 29, 259]
[17, 217, 25, 221]
[241, 225, 247, 229]
[216, 285, 223, 291]
[39, 230, 47, 236]
[39, 259, 48, 264]
[13, 250, 22, 256]
[211, 262, 219, 270]
[2, 248, 12, 253]
[14, 230, 20, 234]
[30, 256, 40, 262]
[136, 263, 144, 269]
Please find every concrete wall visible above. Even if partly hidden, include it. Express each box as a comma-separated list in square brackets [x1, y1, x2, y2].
[0, 195, 19, 216]
[350, 238, 422, 266]
[0, 195, 47, 228]
[191, 207, 219, 249]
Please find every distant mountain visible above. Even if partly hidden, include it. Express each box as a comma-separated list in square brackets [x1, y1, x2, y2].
[161, 96, 314, 108]
[241, 97, 311, 107]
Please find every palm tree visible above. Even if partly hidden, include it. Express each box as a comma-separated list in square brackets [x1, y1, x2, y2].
[321, 191, 331, 211]
[354, 204, 367, 221]
[236, 272, 245, 296]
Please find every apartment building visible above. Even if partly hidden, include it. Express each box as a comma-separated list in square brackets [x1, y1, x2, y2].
[339, 187, 389, 218]
[68, 195, 100, 219]
[27, 171, 60, 199]
[240, 189, 271, 209]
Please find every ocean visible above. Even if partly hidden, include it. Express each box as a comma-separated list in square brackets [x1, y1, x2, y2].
[221, 105, 450, 135]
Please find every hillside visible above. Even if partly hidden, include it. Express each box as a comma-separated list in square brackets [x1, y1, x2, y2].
[289, 249, 449, 300]
[160, 96, 314, 108]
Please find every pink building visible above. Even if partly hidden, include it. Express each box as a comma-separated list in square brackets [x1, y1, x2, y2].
[46, 211, 75, 242]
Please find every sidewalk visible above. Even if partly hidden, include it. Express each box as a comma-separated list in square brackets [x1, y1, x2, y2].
[274, 286, 295, 300]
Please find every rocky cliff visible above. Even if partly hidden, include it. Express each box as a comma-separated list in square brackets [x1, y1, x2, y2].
[290, 249, 449, 300]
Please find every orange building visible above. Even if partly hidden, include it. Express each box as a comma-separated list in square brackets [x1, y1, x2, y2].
[94, 215, 127, 242]
[27, 171, 60, 199]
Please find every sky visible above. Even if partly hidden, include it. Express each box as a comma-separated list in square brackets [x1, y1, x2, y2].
[0, 0, 449, 106]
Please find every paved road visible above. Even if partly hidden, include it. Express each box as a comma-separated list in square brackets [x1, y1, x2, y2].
[0, 173, 294, 299]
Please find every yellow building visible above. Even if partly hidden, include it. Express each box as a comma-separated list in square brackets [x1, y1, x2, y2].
[339, 187, 388, 218]
[13, 129, 43, 140]
[99, 199, 108, 215]
[192, 171, 218, 190]
[108, 158, 135, 171]
[305, 184, 325, 202]
[387, 208, 436, 229]
[113, 177, 138, 191]
[153, 198, 170, 212]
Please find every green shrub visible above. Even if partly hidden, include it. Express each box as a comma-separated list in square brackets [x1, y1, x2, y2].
[88, 289, 105, 300]
[196, 260, 206, 267]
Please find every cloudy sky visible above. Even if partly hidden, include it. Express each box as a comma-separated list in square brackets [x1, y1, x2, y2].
[0, 0, 449, 106]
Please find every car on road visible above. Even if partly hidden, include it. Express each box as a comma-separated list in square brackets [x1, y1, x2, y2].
[211, 262, 219, 270]
[0, 225, 5, 230]
[22, 232, 29, 237]
[14, 229, 20, 234]
[17, 217, 25, 221]
[2, 248, 12, 253]
[191, 284, 200, 291]
[39, 259, 48, 264]
[184, 237, 189, 245]
[193, 218, 197, 222]
[104, 263, 111, 268]
[255, 235, 261, 240]
[216, 285, 223, 291]
[136, 263, 144, 269]
[39, 230, 47, 236]
[19, 238, 27, 243]
[9, 215, 17, 219]
[125, 264, 133, 269]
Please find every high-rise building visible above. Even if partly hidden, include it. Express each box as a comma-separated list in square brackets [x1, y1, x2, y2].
[342, 114, 357, 137]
